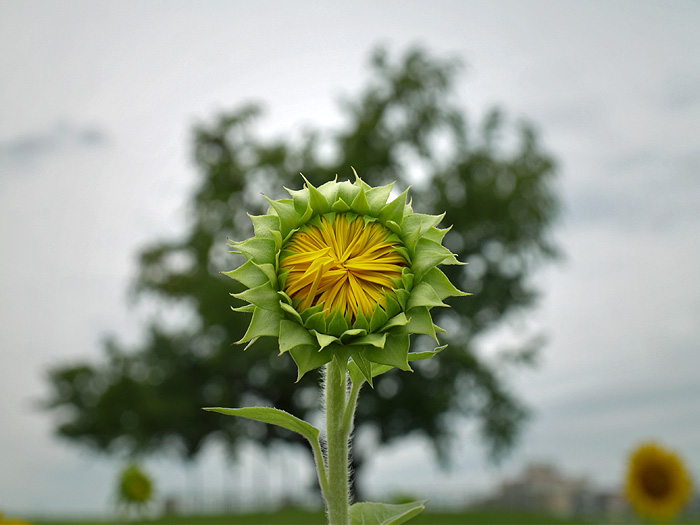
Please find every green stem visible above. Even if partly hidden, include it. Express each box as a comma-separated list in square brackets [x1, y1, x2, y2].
[311, 436, 330, 503]
[342, 378, 362, 433]
[324, 358, 352, 525]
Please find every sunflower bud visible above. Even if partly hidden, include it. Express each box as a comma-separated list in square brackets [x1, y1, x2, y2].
[226, 171, 467, 380]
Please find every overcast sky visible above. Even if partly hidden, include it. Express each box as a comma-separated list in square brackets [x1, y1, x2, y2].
[1, 0, 700, 518]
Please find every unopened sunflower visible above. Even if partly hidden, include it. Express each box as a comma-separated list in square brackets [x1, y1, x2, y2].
[117, 463, 154, 508]
[226, 172, 467, 380]
[625, 442, 693, 522]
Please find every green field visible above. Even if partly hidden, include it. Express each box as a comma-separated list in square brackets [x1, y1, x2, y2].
[30, 508, 700, 525]
[31, 508, 595, 525]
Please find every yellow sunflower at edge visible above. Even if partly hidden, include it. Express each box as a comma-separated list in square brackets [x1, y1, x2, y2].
[625, 442, 693, 522]
[281, 215, 405, 321]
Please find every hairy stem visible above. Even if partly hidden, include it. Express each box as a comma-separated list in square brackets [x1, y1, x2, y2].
[324, 358, 352, 525]
[311, 436, 330, 503]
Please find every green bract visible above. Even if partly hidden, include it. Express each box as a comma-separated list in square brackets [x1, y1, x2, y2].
[225, 172, 467, 382]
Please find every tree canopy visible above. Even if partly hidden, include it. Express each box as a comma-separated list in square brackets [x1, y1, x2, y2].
[45, 47, 559, 481]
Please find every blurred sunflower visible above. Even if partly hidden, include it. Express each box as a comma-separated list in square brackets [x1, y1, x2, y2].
[117, 463, 154, 507]
[0, 511, 32, 525]
[625, 442, 693, 522]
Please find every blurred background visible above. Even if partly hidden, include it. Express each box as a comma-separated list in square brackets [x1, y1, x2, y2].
[1, 1, 699, 523]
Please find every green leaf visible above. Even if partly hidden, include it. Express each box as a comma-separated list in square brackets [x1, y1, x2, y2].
[296, 202, 314, 226]
[379, 187, 409, 227]
[279, 301, 304, 323]
[302, 175, 331, 214]
[277, 268, 291, 290]
[401, 267, 414, 292]
[363, 334, 410, 371]
[350, 332, 387, 348]
[422, 226, 450, 244]
[237, 307, 283, 345]
[403, 218, 423, 256]
[385, 219, 401, 234]
[337, 180, 360, 205]
[256, 263, 278, 285]
[353, 309, 370, 332]
[350, 185, 371, 215]
[394, 289, 410, 310]
[310, 186, 331, 214]
[401, 212, 444, 239]
[349, 500, 427, 525]
[264, 196, 299, 238]
[312, 330, 338, 350]
[384, 293, 402, 318]
[406, 282, 448, 310]
[229, 237, 277, 266]
[327, 308, 349, 336]
[331, 198, 351, 212]
[232, 282, 283, 313]
[231, 304, 255, 313]
[204, 406, 320, 446]
[285, 184, 310, 214]
[421, 267, 468, 301]
[279, 320, 317, 354]
[380, 312, 409, 332]
[304, 311, 327, 333]
[290, 345, 333, 380]
[409, 344, 447, 361]
[354, 347, 444, 383]
[366, 182, 394, 215]
[277, 290, 293, 305]
[395, 246, 412, 266]
[317, 177, 340, 204]
[248, 213, 281, 239]
[369, 303, 389, 332]
[350, 350, 374, 387]
[402, 306, 443, 341]
[299, 302, 324, 321]
[368, 363, 393, 378]
[223, 260, 268, 288]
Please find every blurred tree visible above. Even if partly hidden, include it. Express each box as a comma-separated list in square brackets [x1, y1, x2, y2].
[44, 47, 559, 496]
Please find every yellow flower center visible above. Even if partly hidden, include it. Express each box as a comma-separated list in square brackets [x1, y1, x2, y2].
[640, 463, 671, 500]
[281, 215, 406, 321]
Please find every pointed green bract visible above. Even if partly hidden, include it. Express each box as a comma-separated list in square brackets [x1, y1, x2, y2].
[225, 171, 466, 378]
[279, 319, 316, 354]
[249, 213, 281, 240]
[290, 344, 333, 380]
[237, 307, 283, 345]
[422, 267, 469, 301]
[232, 282, 282, 313]
[223, 260, 268, 289]
[229, 237, 277, 265]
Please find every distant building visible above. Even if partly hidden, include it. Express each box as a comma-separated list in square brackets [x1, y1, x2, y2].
[482, 463, 627, 519]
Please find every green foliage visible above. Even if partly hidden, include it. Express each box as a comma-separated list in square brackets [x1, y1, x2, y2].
[204, 407, 319, 446]
[43, 46, 559, 478]
[349, 500, 427, 525]
[32, 509, 604, 525]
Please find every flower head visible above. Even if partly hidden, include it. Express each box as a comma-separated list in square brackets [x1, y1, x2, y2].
[118, 463, 154, 506]
[281, 215, 406, 320]
[226, 171, 467, 380]
[625, 442, 693, 522]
